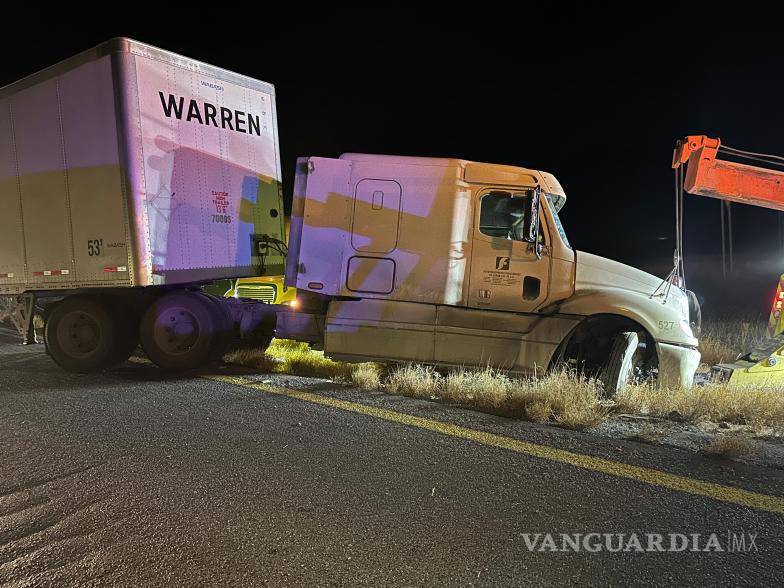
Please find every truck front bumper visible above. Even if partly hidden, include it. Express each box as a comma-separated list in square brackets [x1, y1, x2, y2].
[656, 342, 701, 388]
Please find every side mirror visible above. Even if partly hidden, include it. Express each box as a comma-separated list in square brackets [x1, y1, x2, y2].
[521, 186, 540, 244]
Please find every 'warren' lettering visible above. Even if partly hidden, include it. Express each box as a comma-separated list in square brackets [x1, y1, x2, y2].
[158, 92, 263, 136]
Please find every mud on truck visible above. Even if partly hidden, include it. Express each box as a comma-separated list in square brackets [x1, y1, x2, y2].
[0, 39, 701, 393]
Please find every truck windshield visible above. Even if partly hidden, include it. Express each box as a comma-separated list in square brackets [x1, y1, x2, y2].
[545, 194, 571, 249]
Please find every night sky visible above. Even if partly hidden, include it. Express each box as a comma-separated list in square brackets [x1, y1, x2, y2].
[4, 6, 784, 313]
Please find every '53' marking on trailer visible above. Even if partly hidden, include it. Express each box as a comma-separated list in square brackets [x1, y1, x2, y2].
[87, 239, 104, 257]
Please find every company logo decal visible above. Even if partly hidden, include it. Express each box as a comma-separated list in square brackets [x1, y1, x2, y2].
[159, 92, 265, 136]
[495, 256, 510, 270]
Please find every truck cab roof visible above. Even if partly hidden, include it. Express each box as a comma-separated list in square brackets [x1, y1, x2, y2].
[339, 152, 566, 210]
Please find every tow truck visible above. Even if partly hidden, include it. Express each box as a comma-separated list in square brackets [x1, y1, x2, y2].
[673, 135, 784, 383]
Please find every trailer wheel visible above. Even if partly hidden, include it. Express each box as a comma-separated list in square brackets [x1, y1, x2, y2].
[140, 292, 218, 371]
[45, 296, 118, 373]
[599, 331, 639, 396]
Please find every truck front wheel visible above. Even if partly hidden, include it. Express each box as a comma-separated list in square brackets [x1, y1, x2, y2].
[599, 331, 639, 396]
[140, 292, 219, 371]
[45, 296, 118, 373]
[551, 315, 657, 396]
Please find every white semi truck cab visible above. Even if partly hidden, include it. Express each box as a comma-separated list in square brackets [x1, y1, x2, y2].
[280, 154, 701, 391]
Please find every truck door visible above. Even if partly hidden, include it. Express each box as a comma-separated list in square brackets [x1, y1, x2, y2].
[467, 189, 549, 312]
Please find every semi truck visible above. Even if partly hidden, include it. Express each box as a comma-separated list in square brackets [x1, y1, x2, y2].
[0, 39, 701, 393]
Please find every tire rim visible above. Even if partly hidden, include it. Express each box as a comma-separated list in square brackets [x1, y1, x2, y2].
[153, 306, 200, 355]
[57, 310, 102, 358]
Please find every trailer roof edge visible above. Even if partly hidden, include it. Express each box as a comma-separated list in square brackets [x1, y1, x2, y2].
[0, 37, 276, 100]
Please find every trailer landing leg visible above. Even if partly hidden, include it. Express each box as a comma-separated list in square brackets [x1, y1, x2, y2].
[10, 294, 37, 345]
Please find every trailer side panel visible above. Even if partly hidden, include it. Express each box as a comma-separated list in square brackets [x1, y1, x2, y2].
[60, 57, 129, 285]
[13, 76, 74, 288]
[0, 95, 25, 291]
[0, 56, 129, 293]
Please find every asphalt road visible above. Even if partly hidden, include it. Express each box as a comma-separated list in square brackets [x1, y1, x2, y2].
[1, 325, 784, 586]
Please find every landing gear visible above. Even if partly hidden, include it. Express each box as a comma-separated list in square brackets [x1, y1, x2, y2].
[140, 291, 223, 371]
[4, 293, 39, 344]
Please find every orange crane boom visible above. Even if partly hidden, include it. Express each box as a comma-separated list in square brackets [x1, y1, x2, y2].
[672, 135, 784, 211]
[672, 134, 784, 382]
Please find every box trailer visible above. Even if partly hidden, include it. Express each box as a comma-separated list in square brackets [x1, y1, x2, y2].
[0, 39, 285, 371]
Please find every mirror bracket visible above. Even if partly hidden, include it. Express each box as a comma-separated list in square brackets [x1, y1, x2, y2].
[522, 186, 541, 247]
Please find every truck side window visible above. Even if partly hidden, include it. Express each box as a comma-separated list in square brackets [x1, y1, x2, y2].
[479, 191, 527, 241]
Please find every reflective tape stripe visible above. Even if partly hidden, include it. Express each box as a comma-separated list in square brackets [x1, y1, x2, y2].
[33, 269, 70, 276]
[0, 273, 14, 278]
[103, 266, 128, 273]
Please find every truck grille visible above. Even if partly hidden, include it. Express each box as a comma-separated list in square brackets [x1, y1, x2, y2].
[236, 283, 277, 303]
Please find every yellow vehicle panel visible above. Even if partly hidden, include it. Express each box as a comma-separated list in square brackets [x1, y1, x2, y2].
[226, 275, 297, 306]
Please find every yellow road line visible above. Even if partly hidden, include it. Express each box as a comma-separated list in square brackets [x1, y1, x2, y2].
[206, 373, 784, 516]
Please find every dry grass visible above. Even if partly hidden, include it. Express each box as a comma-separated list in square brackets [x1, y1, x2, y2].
[704, 433, 760, 458]
[698, 317, 766, 367]
[225, 346, 281, 372]
[385, 365, 607, 430]
[226, 322, 784, 436]
[350, 362, 383, 390]
[227, 342, 605, 430]
[615, 382, 784, 433]
[226, 339, 382, 383]
[385, 364, 442, 398]
[443, 366, 513, 408]
[381, 362, 784, 434]
[267, 339, 355, 380]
